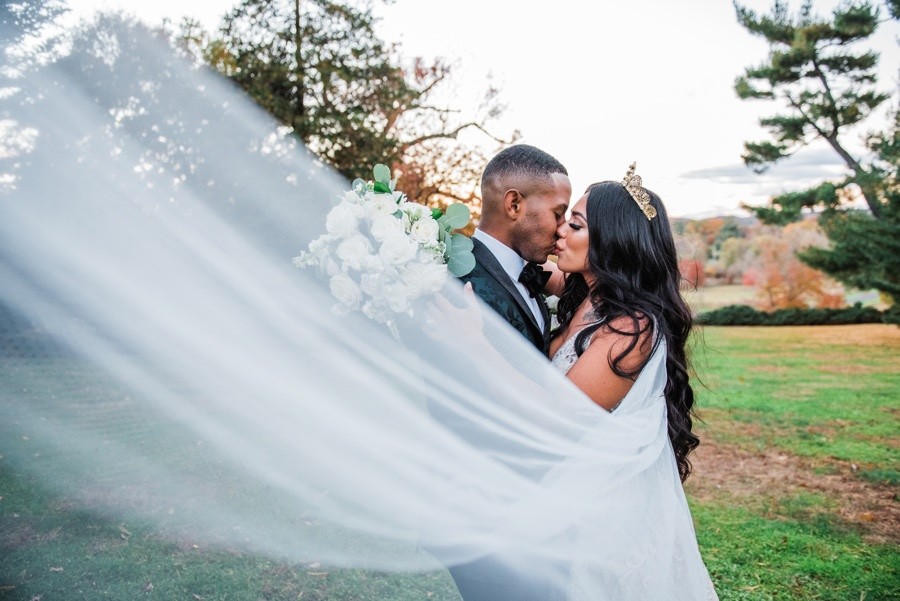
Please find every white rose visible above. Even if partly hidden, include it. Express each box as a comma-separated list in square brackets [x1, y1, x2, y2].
[329, 273, 362, 310]
[336, 234, 372, 270]
[409, 217, 440, 245]
[379, 231, 418, 266]
[387, 283, 413, 313]
[325, 202, 359, 238]
[372, 193, 400, 215]
[402, 261, 448, 296]
[370, 213, 405, 241]
[343, 190, 361, 204]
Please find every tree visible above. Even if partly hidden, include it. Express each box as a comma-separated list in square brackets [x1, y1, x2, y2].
[752, 221, 845, 310]
[798, 110, 900, 301]
[734, 0, 899, 304]
[733, 0, 894, 217]
[182, 0, 510, 207]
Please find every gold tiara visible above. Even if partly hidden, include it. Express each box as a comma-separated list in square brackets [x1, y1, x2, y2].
[621, 162, 657, 221]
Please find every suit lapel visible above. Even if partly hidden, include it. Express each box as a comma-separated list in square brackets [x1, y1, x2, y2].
[471, 238, 543, 337]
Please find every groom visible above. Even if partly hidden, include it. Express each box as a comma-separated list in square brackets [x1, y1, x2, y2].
[445, 144, 571, 601]
[460, 144, 571, 354]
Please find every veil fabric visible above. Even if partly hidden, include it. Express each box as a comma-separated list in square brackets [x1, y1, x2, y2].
[0, 15, 716, 599]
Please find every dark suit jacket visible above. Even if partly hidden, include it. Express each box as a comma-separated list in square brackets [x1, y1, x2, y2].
[459, 237, 550, 354]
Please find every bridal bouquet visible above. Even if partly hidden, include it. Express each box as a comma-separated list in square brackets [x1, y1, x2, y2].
[294, 164, 475, 332]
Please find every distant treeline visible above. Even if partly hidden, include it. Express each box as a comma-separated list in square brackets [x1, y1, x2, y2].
[697, 304, 900, 326]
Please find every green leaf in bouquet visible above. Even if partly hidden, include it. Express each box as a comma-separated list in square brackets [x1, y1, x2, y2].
[373, 164, 391, 185]
[446, 234, 475, 276]
[431, 208, 443, 220]
[442, 203, 470, 230]
[449, 233, 474, 253]
[373, 181, 392, 194]
[442, 232, 452, 254]
[448, 250, 476, 277]
[351, 178, 367, 194]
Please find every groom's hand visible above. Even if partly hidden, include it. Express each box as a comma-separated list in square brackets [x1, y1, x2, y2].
[425, 282, 485, 341]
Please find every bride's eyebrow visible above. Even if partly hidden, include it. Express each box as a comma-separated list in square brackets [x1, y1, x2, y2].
[570, 210, 587, 221]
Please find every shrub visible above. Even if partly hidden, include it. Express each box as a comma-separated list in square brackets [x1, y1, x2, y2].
[696, 303, 891, 326]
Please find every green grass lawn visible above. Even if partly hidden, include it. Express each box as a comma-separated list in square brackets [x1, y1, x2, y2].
[2, 325, 899, 600]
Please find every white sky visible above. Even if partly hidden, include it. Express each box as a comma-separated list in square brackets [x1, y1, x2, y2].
[67, 0, 899, 217]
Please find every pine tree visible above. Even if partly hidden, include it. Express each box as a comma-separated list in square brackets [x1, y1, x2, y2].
[733, 0, 893, 216]
[734, 0, 899, 304]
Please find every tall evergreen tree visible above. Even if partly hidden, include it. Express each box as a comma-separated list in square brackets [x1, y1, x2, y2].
[733, 0, 893, 217]
[734, 0, 899, 304]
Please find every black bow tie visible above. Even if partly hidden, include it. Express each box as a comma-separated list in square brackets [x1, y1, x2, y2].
[518, 262, 551, 298]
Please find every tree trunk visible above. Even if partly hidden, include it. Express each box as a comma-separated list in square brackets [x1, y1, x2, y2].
[294, 0, 304, 118]
[824, 134, 883, 217]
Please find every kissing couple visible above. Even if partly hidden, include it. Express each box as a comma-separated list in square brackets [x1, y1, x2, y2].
[431, 144, 718, 600]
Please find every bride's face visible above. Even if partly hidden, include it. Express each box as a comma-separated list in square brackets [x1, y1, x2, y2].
[554, 194, 590, 274]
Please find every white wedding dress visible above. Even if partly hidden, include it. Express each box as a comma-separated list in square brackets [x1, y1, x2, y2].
[549, 326, 719, 600]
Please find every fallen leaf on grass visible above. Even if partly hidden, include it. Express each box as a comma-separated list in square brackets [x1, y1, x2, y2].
[142, 582, 154, 592]
[191, 595, 204, 600]
[306, 572, 329, 577]
[49, 567, 63, 572]
[119, 525, 132, 540]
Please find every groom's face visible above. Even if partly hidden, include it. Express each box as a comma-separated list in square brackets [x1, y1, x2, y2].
[511, 172, 571, 263]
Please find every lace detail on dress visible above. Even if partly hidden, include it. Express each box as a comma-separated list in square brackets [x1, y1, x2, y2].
[550, 320, 623, 414]
[550, 331, 583, 374]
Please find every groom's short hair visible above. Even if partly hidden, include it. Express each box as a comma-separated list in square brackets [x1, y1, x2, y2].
[481, 144, 568, 198]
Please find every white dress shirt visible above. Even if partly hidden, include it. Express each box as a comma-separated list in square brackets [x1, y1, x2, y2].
[472, 229, 545, 330]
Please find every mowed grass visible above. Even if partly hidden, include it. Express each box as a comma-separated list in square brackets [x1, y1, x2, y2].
[691, 325, 900, 481]
[2, 324, 899, 600]
[688, 324, 900, 600]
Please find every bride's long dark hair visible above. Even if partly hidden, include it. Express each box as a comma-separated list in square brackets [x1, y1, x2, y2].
[553, 181, 699, 481]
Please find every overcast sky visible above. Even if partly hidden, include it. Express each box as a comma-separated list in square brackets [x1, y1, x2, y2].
[68, 0, 899, 217]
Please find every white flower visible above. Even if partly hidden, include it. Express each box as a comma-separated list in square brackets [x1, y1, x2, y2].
[372, 193, 400, 215]
[402, 261, 447, 296]
[343, 190, 361, 204]
[336, 234, 372, 270]
[409, 217, 440, 245]
[545, 294, 560, 312]
[325, 202, 359, 238]
[421, 240, 447, 263]
[379, 231, 418, 266]
[387, 283, 414, 313]
[329, 272, 362, 310]
[370, 213, 405, 241]
[401, 201, 430, 221]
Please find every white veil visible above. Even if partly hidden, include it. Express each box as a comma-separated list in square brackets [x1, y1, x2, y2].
[0, 14, 716, 599]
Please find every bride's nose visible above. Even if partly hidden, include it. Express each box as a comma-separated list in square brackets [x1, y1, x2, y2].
[556, 222, 568, 238]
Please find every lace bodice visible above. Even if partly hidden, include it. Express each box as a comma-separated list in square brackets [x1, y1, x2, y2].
[550, 320, 625, 414]
[550, 330, 590, 374]
[550, 320, 604, 374]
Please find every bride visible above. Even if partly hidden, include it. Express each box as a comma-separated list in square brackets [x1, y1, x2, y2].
[1, 14, 716, 601]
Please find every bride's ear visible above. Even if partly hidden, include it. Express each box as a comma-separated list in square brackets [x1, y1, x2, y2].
[504, 189, 521, 219]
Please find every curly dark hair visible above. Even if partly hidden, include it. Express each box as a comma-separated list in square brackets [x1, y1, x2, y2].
[552, 181, 700, 481]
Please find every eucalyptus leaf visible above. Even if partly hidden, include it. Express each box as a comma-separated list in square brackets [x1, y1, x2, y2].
[373, 164, 391, 185]
[373, 181, 391, 194]
[443, 234, 452, 255]
[449, 233, 474, 253]
[442, 203, 470, 229]
[431, 208, 443, 220]
[448, 251, 476, 277]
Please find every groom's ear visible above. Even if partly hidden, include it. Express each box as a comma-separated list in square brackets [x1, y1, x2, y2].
[504, 189, 521, 219]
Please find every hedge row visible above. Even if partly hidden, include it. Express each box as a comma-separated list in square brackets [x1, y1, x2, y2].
[697, 303, 899, 326]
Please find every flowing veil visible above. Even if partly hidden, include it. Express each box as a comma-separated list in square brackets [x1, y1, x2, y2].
[0, 14, 716, 599]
